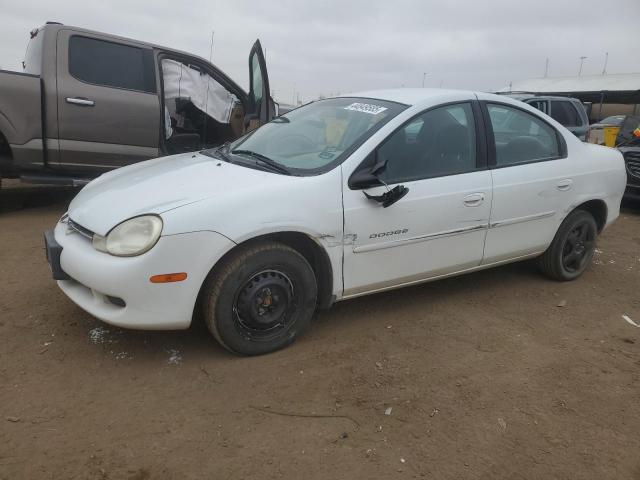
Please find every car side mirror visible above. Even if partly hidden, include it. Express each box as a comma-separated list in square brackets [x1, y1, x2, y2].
[348, 151, 386, 189]
[349, 168, 382, 189]
[364, 185, 409, 208]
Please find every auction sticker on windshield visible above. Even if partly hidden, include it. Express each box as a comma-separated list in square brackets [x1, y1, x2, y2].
[344, 103, 388, 115]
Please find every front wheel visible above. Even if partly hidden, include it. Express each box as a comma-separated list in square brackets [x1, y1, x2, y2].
[201, 242, 318, 355]
[538, 209, 598, 281]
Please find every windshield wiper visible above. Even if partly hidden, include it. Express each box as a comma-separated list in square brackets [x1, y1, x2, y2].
[202, 142, 233, 163]
[231, 149, 291, 175]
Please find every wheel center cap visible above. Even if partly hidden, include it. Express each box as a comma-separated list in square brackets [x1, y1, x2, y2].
[235, 270, 294, 333]
[257, 289, 277, 314]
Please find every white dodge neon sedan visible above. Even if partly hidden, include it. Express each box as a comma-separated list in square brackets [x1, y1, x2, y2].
[45, 89, 627, 355]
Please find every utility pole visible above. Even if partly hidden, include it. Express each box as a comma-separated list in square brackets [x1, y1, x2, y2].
[544, 57, 549, 77]
[422, 72, 430, 88]
[602, 52, 608, 75]
[578, 56, 587, 76]
[208, 31, 214, 62]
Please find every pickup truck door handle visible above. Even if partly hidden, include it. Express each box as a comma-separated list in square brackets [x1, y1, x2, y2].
[463, 193, 485, 207]
[556, 179, 573, 191]
[66, 97, 95, 107]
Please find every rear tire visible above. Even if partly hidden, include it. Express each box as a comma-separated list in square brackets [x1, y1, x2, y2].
[538, 210, 597, 281]
[201, 241, 317, 355]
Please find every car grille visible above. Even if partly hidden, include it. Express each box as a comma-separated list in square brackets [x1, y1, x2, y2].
[67, 218, 94, 239]
[625, 151, 640, 179]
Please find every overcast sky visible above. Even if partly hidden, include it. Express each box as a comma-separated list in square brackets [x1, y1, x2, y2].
[2, 0, 639, 103]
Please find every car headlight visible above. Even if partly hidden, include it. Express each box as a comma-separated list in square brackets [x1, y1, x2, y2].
[92, 215, 163, 257]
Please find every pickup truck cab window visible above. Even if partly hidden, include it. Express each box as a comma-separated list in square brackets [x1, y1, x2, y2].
[223, 97, 407, 175]
[550, 100, 580, 127]
[526, 99, 548, 115]
[486, 103, 560, 166]
[69, 36, 156, 93]
[378, 102, 477, 184]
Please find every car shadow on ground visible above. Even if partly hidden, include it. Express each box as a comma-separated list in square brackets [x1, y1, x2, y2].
[621, 198, 640, 215]
[0, 182, 79, 214]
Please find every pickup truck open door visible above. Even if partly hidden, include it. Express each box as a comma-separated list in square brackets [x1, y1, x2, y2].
[247, 40, 275, 130]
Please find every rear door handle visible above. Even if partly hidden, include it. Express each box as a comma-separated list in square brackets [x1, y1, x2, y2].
[66, 97, 95, 107]
[556, 179, 573, 191]
[463, 193, 485, 207]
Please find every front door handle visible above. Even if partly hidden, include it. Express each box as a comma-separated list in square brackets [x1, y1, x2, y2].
[463, 193, 485, 207]
[66, 97, 95, 107]
[556, 179, 573, 191]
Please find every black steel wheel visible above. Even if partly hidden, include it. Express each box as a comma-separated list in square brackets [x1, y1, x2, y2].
[201, 242, 317, 355]
[538, 210, 598, 281]
[233, 270, 295, 341]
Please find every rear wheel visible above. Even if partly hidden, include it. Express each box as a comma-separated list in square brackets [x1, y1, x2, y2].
[201, 242, 317, 355]
[538, 210, 597, 281]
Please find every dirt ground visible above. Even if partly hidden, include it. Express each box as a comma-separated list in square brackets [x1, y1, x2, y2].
[1, 182, 639, 480]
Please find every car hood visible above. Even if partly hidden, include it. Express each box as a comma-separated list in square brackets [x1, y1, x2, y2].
[67, 152, 289, 236]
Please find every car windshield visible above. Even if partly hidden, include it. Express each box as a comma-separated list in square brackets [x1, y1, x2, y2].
[219, 97, 407, 174]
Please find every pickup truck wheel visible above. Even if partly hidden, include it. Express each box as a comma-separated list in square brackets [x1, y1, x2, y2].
[538, 210, 597, 281]
[201, 242, 317, 355]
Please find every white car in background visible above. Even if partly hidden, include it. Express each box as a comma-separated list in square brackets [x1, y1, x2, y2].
[45, 89, 627, 355]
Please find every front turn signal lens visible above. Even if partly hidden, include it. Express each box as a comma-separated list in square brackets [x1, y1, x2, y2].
[149, 272, 188, 283]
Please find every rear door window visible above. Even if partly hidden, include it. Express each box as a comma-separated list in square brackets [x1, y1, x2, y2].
[69, 36, 156, 93]
[550, 101, 580, 127]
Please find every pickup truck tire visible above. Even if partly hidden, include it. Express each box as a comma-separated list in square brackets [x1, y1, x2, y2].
[201, 241, 318, 355]
[538, 210, 597, 281]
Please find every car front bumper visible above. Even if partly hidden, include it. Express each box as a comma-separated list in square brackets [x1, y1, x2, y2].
[48, 220, 235, 330]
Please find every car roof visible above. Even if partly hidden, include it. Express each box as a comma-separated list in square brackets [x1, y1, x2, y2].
[340, 88, 527, 109]
[498, 93, 581, 102]
[341, 88, 472, 106]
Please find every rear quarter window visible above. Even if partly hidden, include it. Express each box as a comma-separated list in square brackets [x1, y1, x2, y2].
[23, 29, 44, 75]
[487, 104, 561, 166]
[68, 36, 156, 93]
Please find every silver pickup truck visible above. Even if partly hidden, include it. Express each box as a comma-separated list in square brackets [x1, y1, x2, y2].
[0, 22, 275, 185]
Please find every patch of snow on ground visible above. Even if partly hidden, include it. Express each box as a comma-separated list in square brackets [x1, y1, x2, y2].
[89, 326, 111, 344]
[167, 349, 182, 365]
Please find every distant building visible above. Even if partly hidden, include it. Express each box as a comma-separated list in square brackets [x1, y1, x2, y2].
[498, 73, 640, 122]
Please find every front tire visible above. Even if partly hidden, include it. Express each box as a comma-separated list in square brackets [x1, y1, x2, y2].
[201, 242, 318, 355]
[538, 210, 598, 281]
